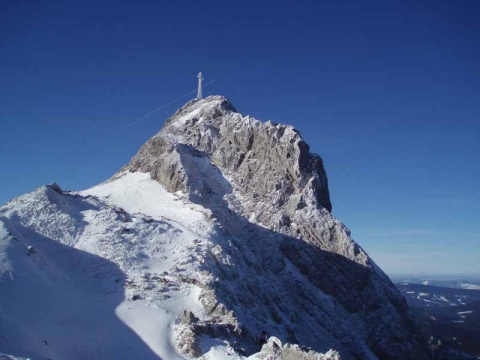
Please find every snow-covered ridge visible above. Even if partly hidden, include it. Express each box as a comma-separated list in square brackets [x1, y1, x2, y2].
[1, 174, 213, 359]
[0, 96, 430, 359]
[82, 171, 208, 233]
[119, 95, 429, 359]
[0, 172, 345, 359]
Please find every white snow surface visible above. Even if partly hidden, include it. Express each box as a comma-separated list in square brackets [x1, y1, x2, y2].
[0, 96, 426, 360]
[460, 283, 480, 290]
[82, 171, 208, 234]
[0, 172, 225, 359]
[1, 171, 341, 360]
[457, 311, 473, 315]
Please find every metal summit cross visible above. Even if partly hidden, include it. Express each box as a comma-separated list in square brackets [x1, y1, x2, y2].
[197, 71, 204, 100]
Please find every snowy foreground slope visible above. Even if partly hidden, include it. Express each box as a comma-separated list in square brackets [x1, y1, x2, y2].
[0, 96, 429, 359]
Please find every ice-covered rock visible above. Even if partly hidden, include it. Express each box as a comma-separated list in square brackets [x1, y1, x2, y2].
[122, 96, 429, 359]
[0, 96, 430, 359]
[249, 337, 341, 360]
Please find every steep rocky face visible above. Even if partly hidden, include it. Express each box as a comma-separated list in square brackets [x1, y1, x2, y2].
[125, 97, 360, 259]
[123, 96, 430, 359]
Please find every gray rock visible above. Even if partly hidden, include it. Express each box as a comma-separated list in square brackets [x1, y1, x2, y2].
[121, 96, 430, 359]
[181, 310, 199, 326]
[47, 182, 63, 194]
[255, 337, 342, 360]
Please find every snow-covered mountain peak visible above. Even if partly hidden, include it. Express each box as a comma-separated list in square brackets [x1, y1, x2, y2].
[125, 94, 333, 233]
[114, 96, 429, 358]
[0, 96, 431, 359]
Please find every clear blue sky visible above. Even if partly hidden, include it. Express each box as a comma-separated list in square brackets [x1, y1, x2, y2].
[1, 0, 479, 277]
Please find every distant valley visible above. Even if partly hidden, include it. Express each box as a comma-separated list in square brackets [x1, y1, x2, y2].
[395, 277, 480, 359]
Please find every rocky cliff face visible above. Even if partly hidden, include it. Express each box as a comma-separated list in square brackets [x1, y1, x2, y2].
[122, 95, 429, 359]
[0, 95, 430, 359]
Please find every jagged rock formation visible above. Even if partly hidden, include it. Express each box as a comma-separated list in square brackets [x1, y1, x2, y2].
[249, 337, 341, 360]
[122, 96, 429, 359]
[0, 95, 431, 359]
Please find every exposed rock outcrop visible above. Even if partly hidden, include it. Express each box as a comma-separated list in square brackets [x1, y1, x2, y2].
[121, 96, 430, 359]
[251, 337, 341, 360]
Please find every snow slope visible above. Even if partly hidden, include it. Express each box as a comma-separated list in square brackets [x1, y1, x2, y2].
[122, 96, 429, 359]
[0, 174, 215, 359]
[0, 96, 430, 359]
[2, 173, 334, 359]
